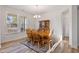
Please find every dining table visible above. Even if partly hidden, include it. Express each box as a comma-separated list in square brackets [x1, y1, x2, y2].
[26, 29, 51, 49]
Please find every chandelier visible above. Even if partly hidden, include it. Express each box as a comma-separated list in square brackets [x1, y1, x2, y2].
[33, 14, 41, 19]
[33, 5, 41, 19]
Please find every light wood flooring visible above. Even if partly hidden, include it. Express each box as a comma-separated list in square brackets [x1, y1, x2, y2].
[0, 39, 36, 53]
[51, 37, 79, 53]
[0, 38, 79, 53]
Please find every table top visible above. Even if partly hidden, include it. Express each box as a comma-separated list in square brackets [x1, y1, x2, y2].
[32, 30, 49, 37]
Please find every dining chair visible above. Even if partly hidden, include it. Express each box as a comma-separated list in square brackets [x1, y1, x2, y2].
[48, 30, 53, 49]
[41, 29, 53, 50]
[32, 31, 40, 48]
[26, 29, 33, 44]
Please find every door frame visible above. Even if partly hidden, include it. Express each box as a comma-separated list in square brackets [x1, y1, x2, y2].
[61, 9, 69, 40]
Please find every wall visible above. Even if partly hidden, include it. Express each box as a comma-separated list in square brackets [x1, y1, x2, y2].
[72, 6, 78, 48]
[40, 12, 62, 41]
[62, 10, 70, 37]
[33, 18, 39, 30]
[0, 6, 1, 47]
[77, 6, 79, 47]
[41, 6, 78, 49]
[0, 6, 34, 43]
[39, 6, 72, 42]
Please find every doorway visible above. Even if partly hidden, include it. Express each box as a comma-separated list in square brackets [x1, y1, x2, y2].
[62, 10, 69, 39]
[62, 9, 70, 46]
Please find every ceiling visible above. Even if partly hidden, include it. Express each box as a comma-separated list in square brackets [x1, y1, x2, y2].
[6, 5, 57, 15]
[6, 5, 67, 15]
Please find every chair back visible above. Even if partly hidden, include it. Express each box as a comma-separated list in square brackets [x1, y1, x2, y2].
[49, 29, 53, 37]
[26, 29, 32, 39]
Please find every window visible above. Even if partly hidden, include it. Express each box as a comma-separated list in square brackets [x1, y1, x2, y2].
[6, 14, 17, 33]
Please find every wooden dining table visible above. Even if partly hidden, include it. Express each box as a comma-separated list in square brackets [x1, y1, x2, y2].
[38, 31, 49, 37]
[26, 29, 51, 49]
[31, 30, 49, 39]
[32, 30, 50, 46]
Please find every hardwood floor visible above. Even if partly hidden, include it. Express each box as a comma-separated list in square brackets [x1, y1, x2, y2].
[0, 39, 36, 53]
[0, 37, 79, 53]
[51, 37, 79, 53]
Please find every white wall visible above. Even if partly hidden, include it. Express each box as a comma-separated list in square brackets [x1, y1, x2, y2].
[0, 6, 34, 43]
[38, 5, 78, 48]
[0, 6, 1, 48]
[33, 18, 39, 30]
[39, 6, 72, 42]
[62, 10, 70, 37]
[72, 6, 78, 48]
[40, 12, 62, 41]
[77, 6, 79, 47]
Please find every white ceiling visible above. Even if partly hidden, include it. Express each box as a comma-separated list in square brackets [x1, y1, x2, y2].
[6, 5, 67, 15]
[6, 5, 56, 14]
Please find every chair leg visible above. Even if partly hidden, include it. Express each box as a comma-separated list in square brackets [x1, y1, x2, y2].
[42, 41, 44, 45]
[38, 42, 39, 48]
[48, 42, 51, 50]
[31, 40, 32, 44]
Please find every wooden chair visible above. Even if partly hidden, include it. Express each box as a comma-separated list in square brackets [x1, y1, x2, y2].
[41, 30, 53, 49]
[26, 29, 33, 43]
[32, 31, 40, 48]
